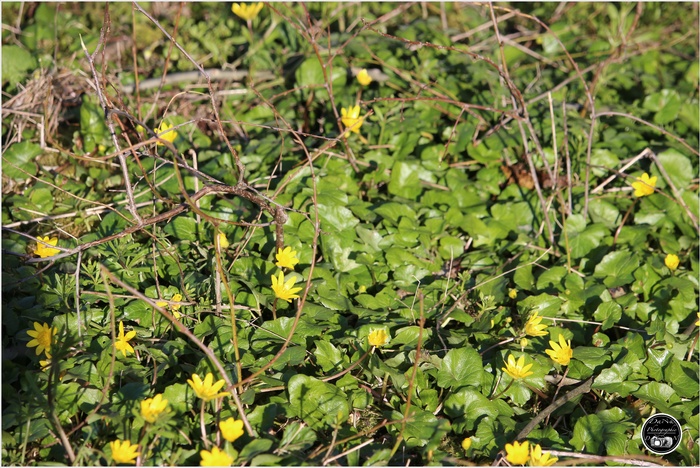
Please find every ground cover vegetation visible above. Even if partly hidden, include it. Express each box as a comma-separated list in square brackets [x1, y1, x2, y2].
[1, 2, 698, 466]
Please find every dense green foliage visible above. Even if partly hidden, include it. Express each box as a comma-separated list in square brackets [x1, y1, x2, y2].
[2, 2, 698, 466]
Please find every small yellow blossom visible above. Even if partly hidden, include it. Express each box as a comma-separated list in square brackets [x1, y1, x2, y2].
[508, 288, 518, 299]
[461, 437, 472, 451]
[141, 394, 169, 423]
[502, 354, 534, 380]
[520, 337, 529, 350]
[546, 334, 573, 366]
[27, 322, 57, 358]
[357, 69, 372, 86]
[220, 417, 245, 443]
[231, 2, 264, 21]
[631, 172, 657, 197]
[218, 232, 230, 250]
[155, 121, 177, 147]
[368, 329, 390, 347]
[664, 253, 679, 271]
[188, 372, 230, 402]
[271, 271, 302, 303]
[115, 321, 137, 358]
[275, 246, 299, 269]
[524, 312, 548, 337]
[529, 444, 557, 466]
[505, 440, 530, 465]
[341, 105, 364, 134]
[156, 294, 182, 319]
[34, 236, 60, 258]
[109, 439, 140, 465]
[200, 446, 233, 466]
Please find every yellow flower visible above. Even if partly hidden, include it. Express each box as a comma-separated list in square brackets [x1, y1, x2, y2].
[109, 439, 140, 465]
[231, 2, 264, 21]
[631, 172, 657, 197]
[218, 232, 230, 250]
[155, 121, 177, 147]
[33, 236, 60, 258]
[220, 417, 244, 443]
[27, 322, 57, 358]
[341, 105, 364, 134]
[368, 329, 390, 347]
[520, 337, 529, 349]
[505, 440, 530, 465]
[508, 288, 518, 299]
[156, 294, 182, 319]
[664, 253, 679, 271]
[187, 372, 230, 402]
[502, 354, 534, 380]
[357, 69, 372, 86]
[696, 312, 699, 326]
[524, 312, 548, 337]
[200, 446, 233, 466]
[529, 444, 557, 466]
[115, 321, 137, 358]
[275, 246, 299, 269]
[461, 437, 472, 451]
[545, 334, 573, 366]
[140, 394, 169, 423]
[271, 271, 302, 303]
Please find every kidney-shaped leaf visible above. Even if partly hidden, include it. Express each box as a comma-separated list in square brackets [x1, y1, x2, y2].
[287, 375, 349, 430]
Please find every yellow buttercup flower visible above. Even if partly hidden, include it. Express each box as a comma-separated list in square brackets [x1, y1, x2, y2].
[220, 417, 244, 443]
[275, 246, 299, 269]
[502, 354, 534, 380]
[187, 372, 230, 402]
[109, 439, 140, 465]
[155, 121, 177, 147]
[508, 288, 518, 299]
[461, 437, 472, 451]
[341, 105, 364, 134]
[357, 69, 372, 86]
[664, 253, 679, 271]
[524, 312, 548, 337]
[231, 2, 264, 21]
[34, 236, 60, 258]
[156, 293, 182, 319]
[141, 394, 169, 423]
[631, 172, 657, 197]
[529, 443, 557, 466]
[545, 334, 573, 366]
[27, 322, 57, 358]
[271, 271, 302, 303]
[200, 446, 233, 466]
[505, 440, 529, 465]
[218, 232, 230, 250]
[368, 329, 390, 347]
[115, 321, 137, 358]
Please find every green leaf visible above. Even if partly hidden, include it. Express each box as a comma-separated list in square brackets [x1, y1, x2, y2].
[664, 360, 698, 398]
[2, 141, 41, 179]
[643, 89, 682, 124]
[593, 301, 621, 331]
[656, 149, 693, 190]
[562, 215, 608, 259]
[388, 407, 451, 450]
[443, 388, 498, 432]
[163, 216, 198, 241]
[593, 251, 639, 287]
[317, 204, 359, 232]
[436, 347, 482, 389]
[314, 340, 346, 373]
[287, 375, 349, 430]
[388, 161, 422, 200]
[593, 363, 638, 396]
[1, 45, 37, 91]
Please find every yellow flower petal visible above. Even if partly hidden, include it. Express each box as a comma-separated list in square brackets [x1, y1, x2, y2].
[664, 253, 679, 271]
[505, 440, 529, 465]
[33, 236, 60, 258]
[357, 69, 372, 86]
[631, 172, 657, 197]
[220, 417, 245, 443]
